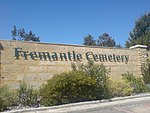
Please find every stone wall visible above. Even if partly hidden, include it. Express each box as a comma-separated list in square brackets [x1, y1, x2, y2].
[0, 40, 149, 89]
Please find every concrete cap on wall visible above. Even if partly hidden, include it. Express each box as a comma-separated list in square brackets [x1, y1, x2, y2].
[130, 45, 147, 49]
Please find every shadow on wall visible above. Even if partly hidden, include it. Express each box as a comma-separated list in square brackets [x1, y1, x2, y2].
[0, 42, 4, 84]
[0, 42, 4, 51]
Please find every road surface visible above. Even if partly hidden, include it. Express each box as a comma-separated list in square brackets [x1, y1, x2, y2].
[4, 93, 150, 113]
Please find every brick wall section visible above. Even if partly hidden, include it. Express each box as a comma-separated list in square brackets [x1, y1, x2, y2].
[0, 40, 149, 89]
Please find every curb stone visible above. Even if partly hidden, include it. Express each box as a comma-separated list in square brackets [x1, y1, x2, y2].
[3, 93, 150, 113]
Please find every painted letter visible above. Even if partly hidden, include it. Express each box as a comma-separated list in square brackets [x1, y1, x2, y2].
[14, 48, 28, 60]
[38, 52, 51, 61]
[60, 53, 67, 61]
[77, 53, 82, 61]
[30, 51, 38, 60]
[86, 52, 94, 61]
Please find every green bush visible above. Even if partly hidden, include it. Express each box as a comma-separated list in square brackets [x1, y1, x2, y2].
[40, 71, 98, 106]
[17, 81, 39, 107]
[0, 82, 39, 111]
[0, 86, 18, 112]
[110, 78, 133, 97]
[141, 59, 150, 84]
[72, 61, 112, 99]
[0, 97, 4, 112]
[122, 72, 148, 94]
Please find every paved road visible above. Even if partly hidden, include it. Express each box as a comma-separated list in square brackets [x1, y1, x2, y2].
[71, 98, 150, 113]
[4, 94, 150, 113]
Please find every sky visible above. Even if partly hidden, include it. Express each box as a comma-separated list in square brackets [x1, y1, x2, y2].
[0, 0, 150, 46]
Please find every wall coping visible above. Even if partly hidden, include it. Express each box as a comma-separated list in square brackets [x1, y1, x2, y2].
[0, 40, 131, 50]
[130, 45, 147, 49]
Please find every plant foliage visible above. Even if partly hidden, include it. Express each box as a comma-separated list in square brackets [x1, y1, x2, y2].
[125, 13, 150, 48]
[0, 86, 18, 111]
[72, 61, 112, 99]
[40, 71, 98, 106]
[11, 25, 40, 42]
[141, 59, 150, 84]
[97, 33, 116, 47]
[83, 33, 121, 47]
[122, 72, 148, 94]
[110, 79, 133, 97]
[17, 81, 39, 107]
[83, 34, 96, 46]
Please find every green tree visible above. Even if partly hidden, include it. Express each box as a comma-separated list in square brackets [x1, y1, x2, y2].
[83, 34, 96, 46]
[97, 33, 116, 47]
[125, 13, 150, 48]
[115, 44, 122, 48]
[11, 25, 40, 42]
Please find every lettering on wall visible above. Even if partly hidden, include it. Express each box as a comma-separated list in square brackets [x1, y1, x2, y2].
[14, 48, 129, 64]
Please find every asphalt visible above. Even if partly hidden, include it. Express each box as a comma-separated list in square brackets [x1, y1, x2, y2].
[3, 93, 150, 113]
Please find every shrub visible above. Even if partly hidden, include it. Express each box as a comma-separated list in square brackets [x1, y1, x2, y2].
[110, 78, 133, 97]
[17, 81, 39, 107]
[0, 86, 18, 112]
[141, 59, 150, 84]
[39, 71, 98, 106]
[122, 72, 148, 94]
[72, 61, 112, 99]
[0, 97, 4, 112]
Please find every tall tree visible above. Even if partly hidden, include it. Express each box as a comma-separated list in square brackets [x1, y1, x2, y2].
[97, 33, 116, 47]
[11, 25, 40, 42]
[125, 13, 150, 48]
[83, 34, 96, 46]
[115, 44, 122, 48]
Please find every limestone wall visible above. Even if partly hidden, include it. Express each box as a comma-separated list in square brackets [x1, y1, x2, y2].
[0, 40, 148, 89]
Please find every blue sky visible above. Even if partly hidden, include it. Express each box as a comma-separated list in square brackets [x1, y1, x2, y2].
[0, 0, 150, 46]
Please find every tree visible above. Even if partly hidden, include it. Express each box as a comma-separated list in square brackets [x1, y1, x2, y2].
[115, 44, 122, 48]
[11, 25, 40, 42]
[83, 34, 96, 46]
[97, 33, 116, 47]
[125, 13, 150, 48]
